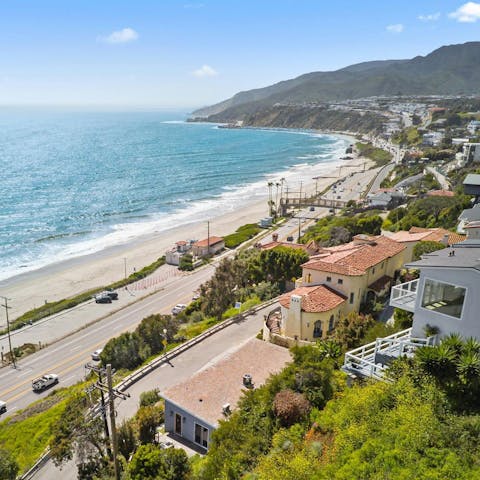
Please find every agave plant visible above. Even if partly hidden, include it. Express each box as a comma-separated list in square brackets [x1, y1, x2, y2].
[456, 350, 480, 385]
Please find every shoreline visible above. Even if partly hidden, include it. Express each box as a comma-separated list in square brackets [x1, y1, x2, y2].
[1, 131, 365, 320]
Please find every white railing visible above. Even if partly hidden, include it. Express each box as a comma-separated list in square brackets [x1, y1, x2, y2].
[390, 279, 419, 312]
[343, 328, 436, 380]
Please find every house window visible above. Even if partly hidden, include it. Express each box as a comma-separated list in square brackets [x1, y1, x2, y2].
[421, 279, 466, 319]
[372, 267, 375, 274]
[349, 292, 354, 304]
[328, 315, 334, 333]
[313, 320, 323, 338]
[194, 423, 209, 448]
[326, 276, 332, 282]
[338, 279, 343, 285]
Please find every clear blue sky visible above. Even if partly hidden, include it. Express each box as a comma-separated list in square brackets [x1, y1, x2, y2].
[0, 0, 478, 108]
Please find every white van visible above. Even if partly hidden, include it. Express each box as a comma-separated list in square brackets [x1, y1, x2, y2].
[0, 401, 6, 414]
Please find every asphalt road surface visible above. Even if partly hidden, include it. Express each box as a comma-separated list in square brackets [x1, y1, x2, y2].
[33, 304, 274, 480]
[0, 264, 216, 417]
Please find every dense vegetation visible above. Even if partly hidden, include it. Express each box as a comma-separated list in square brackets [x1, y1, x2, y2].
[300, 212, 383, 246]
[383, 195, 470, 231]
[355, 142, 392, 167]
[190, 336, 480, 480]
[224, 223, 262, 249]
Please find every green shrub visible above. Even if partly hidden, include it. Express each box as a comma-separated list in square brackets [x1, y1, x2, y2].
[224, 223, 261, 248]
[139, 389, 161, 408]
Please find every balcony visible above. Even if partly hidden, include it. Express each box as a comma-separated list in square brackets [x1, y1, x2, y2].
[343, 328, 435, 380]
[390, 279, 419, 313]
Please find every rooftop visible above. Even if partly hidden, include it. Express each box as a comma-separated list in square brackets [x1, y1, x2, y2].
[406, 244, 480, 270]
[193, 236, 224, 248]
[464, 174, 480, 187]
[302, 235, 405, 277]
[162, 339, 291, 427]
[427, 190, 455, 197]
[390, 227, 466, 246]
[279, 284, 347, 312]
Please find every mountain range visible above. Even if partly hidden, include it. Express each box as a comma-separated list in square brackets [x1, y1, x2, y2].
[192, 42, 480, 122]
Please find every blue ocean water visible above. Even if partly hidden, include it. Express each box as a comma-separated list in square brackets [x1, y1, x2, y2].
[0, 109, 349, 281]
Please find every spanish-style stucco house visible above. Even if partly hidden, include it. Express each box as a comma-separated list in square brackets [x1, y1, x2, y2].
[277, 285, 347, 342]
[343, 222, 480, 380]
[264, 235, 405, 344]
[298, 234, 405, 313]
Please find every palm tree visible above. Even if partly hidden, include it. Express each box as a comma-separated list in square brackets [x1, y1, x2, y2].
[267, 182, 273, 216]
[274, 182, 281, 218]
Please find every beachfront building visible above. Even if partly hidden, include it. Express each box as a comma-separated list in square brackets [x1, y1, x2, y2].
[165, 240, 195, 266]
[162, 339, 291, 451]
[388, 227, 465, 263]
[343, 222, 480, 380]
[192, 236, 225, 258]
[264, 235, 405, 345]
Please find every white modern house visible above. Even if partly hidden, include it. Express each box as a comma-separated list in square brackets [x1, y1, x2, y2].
[343, 221, 480, 380]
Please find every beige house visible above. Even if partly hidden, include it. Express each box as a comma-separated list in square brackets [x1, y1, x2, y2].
[192, 236, 225, 258]
[265, 235, 406, 344]
[278, 285, 347, 341]
[298, 235, 406, 314]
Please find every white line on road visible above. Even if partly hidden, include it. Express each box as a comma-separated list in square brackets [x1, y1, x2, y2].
[63, 375, 76, 383]
[17, 369, 33, 378]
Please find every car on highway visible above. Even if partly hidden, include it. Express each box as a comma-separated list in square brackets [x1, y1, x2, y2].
[309, 206, 315, 211]
[286, 236, 294, 242]
[0, 401, 6, 414]
[171, 304, 187, 315]
[95, 293, 112, 304]
[91, 348, 103, 361]
[32, 373, 59, 392]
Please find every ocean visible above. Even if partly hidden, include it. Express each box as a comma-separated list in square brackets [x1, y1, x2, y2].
[0, 108, 350, 281]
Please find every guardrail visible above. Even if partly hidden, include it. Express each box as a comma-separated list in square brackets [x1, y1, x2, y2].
[18, 297, 279, 479]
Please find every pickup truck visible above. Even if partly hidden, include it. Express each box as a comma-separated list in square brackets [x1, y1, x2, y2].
[32, 373, 59, 392]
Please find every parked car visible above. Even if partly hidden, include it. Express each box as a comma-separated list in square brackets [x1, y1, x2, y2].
[286, 236, 294, 242]
[104, 290, 118, 300]
[309, 206, 315, 211]
[171, 304, 187, 315]
[0, 401, 6, 414]
[91, 349, 103, 361]
[95, 293, 112, 304]
[192, 292, 200, 301]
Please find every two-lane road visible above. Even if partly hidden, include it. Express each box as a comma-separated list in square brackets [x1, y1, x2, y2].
[0, 264, 215, 416]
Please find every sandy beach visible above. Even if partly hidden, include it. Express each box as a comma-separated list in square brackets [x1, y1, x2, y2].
[1, 139, 370, 321]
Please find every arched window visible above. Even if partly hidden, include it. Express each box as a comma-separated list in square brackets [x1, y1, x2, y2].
[328, 315, 334, 333]
[313, 320, 323, 338]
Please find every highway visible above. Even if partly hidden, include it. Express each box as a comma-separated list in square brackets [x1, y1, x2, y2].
[0, 264, 215, 417]
[33, 304, 272, 480]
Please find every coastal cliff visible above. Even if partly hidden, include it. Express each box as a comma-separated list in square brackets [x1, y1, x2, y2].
[206, 104, 386, 135]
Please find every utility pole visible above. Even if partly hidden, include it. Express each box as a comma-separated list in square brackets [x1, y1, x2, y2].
[0, 296, 15, 369]
[85, 363, 129, 480]
[107, 364, 120, 480]
[297, 217, 301, 242]
[84, 363, 111, 458]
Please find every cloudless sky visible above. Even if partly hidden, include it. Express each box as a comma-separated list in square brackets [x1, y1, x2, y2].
[0, 0, 478, 108]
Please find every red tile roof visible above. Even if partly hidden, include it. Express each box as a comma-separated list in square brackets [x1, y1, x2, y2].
[302, 235, 405, 276]
[408, 227, 466, 245]
[279, 285, 346, 313]
[193, 236, 224, 248]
